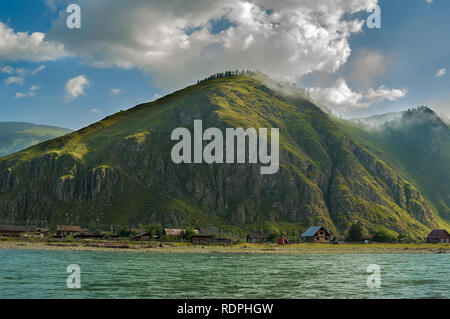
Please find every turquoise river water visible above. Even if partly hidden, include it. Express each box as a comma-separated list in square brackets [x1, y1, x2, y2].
[0, 249, 449, 298]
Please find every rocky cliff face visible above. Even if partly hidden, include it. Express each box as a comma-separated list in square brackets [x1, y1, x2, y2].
[0, 76, 443, 238]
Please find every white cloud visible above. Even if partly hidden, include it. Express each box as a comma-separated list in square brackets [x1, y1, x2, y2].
[5, 76, 24, 85]
[364, 85, 408, 104]
[426, 0, 433, 4]
[110, 88, 123, 95]
[2, 65, 46, 86]
[15, 92, 28, 99]
[1, 66, 14, 74]
[306, 78, 407, 113]
[0, 22, 68, 62]
[46, 0, 379, 89]
[90, 108, 101, 113]
[32, 65, 46, 76]
[436, 68, 446, 78]
[14, 85, 41, 99]
[65, 75, 90, 100]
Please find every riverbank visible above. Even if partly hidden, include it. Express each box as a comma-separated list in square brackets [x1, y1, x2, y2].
[1, 238, 449, 254]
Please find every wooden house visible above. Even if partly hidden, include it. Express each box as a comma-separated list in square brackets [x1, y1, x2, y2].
[0, 225, 37, 237]
[164, 228, 183, 238]
[301, 226, 331, 243]
[74, 231, 106, 239]
[427, 229, 450, 243]
[191, 235, 213, 245]
[56, 225, 81, 237]
[277, 235, 289, 245]
[246, 233, 268, 243]
[131, 232, 160, 241]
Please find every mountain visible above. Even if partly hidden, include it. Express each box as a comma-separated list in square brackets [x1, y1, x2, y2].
[0, 122, 72, 157]
[0, 75, 446, 239]
[352, 112, 402, 127]
[337, 106, 450, 222]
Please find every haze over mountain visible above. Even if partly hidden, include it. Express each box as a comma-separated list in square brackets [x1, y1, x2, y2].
[0, 123, 72, 157]
[339, 106, 450, 221]
[0, 74, 447, 239]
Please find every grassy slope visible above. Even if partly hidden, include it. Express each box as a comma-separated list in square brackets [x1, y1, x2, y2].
[335, 114, 450, 230]
[0, 76, 445, 238]
[0, 122, 72, 157]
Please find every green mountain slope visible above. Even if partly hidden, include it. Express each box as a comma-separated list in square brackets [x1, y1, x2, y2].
[0, 76, 445, 239]
[0, 122, 72, 157]
[337, 106, 450, 222]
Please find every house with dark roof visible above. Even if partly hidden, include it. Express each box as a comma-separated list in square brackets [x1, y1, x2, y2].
[0, 225, 38, 237]
[0, 225, 37, 233]
[191, 235, 213, 245]
[246, 233, 268, 243]
[301, 226, 331, 243]
[131, 232, 160, 241]
[427, 229, 450, 243]
[56, 225, 81, 237]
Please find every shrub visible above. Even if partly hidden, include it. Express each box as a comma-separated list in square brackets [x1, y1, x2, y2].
[372, 229, 398, 242]
[182, 227, 197, 241]
[346, 223, 364, 242]
[268, 231, 281, 243]
[146, 223, 163, 236]
[118, 226, 132, 237]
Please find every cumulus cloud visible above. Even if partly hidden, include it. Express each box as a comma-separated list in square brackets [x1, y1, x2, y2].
[15, 92, 28, 99]
[3, 66, 26, 85]
[364, 85, 408, 104]
[436, 68, 446, 78]
[2, 64, 47, 85]
[306, 78, 407, 113]
[65, 75, 90, 100]
[110, 88, 123, 95]
[32, 65, 46, 75]
[15, 85, 40, 99]
[0, 21, 68, 62]
[5, 76, 24, 85]
[47, 0, 378, 89]
[1, 65, 14, 74]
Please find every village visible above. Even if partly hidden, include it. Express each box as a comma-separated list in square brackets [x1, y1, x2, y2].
[0, 224, 449, 254]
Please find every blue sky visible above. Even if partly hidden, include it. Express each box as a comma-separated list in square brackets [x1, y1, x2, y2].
[344, 0, 450, 118]
[0, 0, 449, 130]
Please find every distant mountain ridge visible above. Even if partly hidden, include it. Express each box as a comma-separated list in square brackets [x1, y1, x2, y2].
[339, 106, 450, 222]
[352, 112, 403, 127]
[0, 122, 72, 157]
[0, 75, 446, 239]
